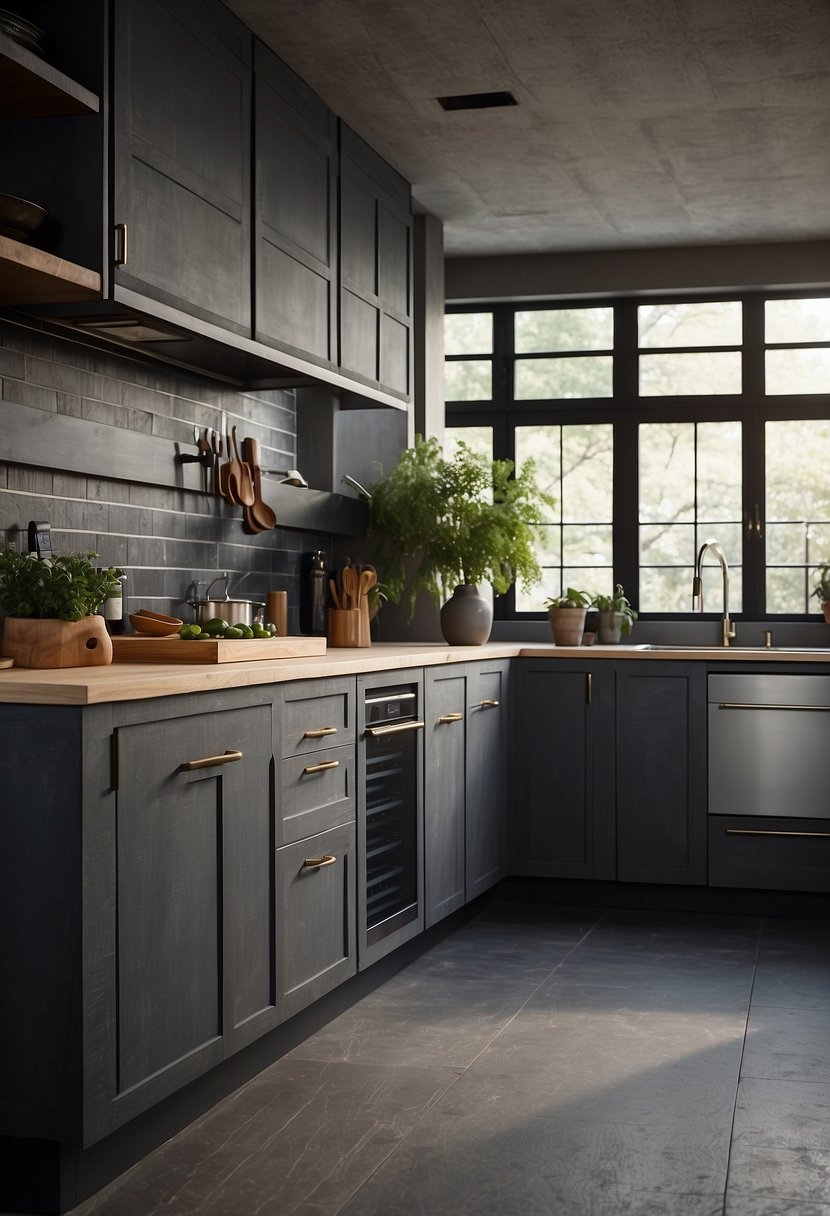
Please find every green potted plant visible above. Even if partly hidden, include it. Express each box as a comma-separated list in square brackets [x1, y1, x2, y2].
[545, 587, 592, 646]
[592, 584, 638, 644]
[0, 546, 121, 668]
[811, 564, 830, 624]
[368, 436, 555, 645]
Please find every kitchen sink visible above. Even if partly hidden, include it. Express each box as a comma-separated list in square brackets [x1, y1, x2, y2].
[631, 644, 829, 654]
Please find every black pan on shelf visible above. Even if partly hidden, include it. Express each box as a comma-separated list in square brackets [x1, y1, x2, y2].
[0, 193, 47, 242]
[0, 8, 46, 56]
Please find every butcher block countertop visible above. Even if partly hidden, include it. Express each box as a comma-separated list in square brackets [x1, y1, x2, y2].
[0, 641, 829, 705]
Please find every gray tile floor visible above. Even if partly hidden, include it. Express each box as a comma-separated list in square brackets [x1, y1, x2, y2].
[70, 903, 830, 1216]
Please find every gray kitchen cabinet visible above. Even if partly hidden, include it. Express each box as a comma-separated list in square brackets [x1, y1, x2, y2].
[423, 667, 468, 927]
[254, 42, 337, 366]
[113, 0, 252, 334]
[513, 660, 616, 880]
[276, 821, 357, 1021]
[615, 663, 707, 885]
[423, 660, 510, 926]
[339, 123, 412, 400]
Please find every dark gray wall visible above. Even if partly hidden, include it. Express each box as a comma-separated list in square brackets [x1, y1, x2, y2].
[0, 316, 333, 630]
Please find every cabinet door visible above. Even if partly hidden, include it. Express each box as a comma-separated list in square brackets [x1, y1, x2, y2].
[513, 662, 615, 880]
[423, 668, 467, 927]
[616, 664, 707, 885]
[113, 0, 251, 333]
[254, 44, 336, 365]
[112, 703, 273, 1127]
[339, 123, 412, 399]
[276, 821, 356, 1021]
[466, 662, 509, 901]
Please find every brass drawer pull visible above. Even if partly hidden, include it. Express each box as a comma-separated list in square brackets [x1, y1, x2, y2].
[438, 712, 464, 723]
[303, 726, 338, 738]
[303, 854, 337, 869]
[477, 699, 500, 709]
[302, 759, 341, 775]
[364, 720, 425, 738]
[725, 828, 830, 840]
[180, 748, 242, 771]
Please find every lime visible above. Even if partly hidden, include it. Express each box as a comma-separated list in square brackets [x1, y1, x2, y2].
[224, 626, 244, 639]
[252, 624, 271, 638]
[203, 617, 228, 635]
[233, 623, 254, 638]
[178, 623, 202, 639]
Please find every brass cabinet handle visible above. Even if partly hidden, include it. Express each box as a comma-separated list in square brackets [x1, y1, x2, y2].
[718, 703, 830, 712]
[364, 720, 425, 738]
[303, 726, 338, 738]
[302, 759, 340, 775]
[438, 712, 464, 723]
[180, 748, 242, 771]
[477, 699, 500, 709]
[303, 854, 337, 868]
[726, 828, 830, 840]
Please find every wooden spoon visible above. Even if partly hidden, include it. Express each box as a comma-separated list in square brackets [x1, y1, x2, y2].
[241, 437, 277, 531]
[229, 426, 255, 508]
[340, 566, 359, 610]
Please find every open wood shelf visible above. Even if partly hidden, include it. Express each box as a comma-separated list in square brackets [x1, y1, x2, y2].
[0, 31, 99, 118]
[0, 235, 101, 304]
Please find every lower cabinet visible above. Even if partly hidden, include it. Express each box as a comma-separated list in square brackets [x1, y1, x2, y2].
[423, 660, 509, 927]
[615, 663, 707, 885]
[276, 821, 357, 1021]
[513, 661, 616, 880]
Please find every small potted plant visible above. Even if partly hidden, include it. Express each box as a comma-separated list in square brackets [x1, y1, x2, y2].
[592, 584, 638, 644]
[368, 436, 555, 645]
[545, 587, 592, 646]
[811, 564, 830, 625]
[0, 546, 121, 668]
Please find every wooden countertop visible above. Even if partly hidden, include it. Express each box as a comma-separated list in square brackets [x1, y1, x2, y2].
[0, 641, 828, 705]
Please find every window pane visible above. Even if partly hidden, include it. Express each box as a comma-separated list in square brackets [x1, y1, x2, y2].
[515, 307, 613, 353]
[639, 423, 695, 524]
[639, 523, 696, 566]
[638, 301, 742, 348]
[640, 567, 693, 613]
[766, 348, 830, 395]
[444, 359, 492, 401]
[516, 423, 614, 609]
[697, 422, 742, 519]
[766, 420, 830, 614]
[444, 426, 493, 465]
[444, 312, 493, 355]
[765, 298, 830, 344]
[640, 351, 741, 395]
[515, 356, 613, 399]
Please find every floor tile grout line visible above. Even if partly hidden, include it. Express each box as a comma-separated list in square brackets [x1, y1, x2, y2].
[719, 916, 764, 1216]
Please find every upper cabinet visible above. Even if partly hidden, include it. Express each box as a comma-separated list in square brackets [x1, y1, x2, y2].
[2, 1, 412, 406]
[339, 124, 413, 400]
[113, 0, 252, 335]
[254, 45, 337, 369]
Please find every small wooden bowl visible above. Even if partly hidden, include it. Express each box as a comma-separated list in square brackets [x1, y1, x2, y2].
[129, 611, 182, 636]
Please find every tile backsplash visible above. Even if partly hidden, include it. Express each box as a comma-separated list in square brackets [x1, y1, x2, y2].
[0, 316, 333, 631]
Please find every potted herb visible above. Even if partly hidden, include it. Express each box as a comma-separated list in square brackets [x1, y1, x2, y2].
[368, 436, 555, 645]
[811, 564, 830, 624]
[592, 584, 638, 644]
[545, 587, 592, 646]
[0, 546, 121, 668]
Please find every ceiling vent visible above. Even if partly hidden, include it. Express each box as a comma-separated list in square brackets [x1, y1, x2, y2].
[437, 90, 518, 112]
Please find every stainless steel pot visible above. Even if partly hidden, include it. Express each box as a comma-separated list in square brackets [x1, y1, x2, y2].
[191, 598, 263, 628]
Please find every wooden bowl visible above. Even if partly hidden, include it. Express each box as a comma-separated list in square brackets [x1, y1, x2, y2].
[129, 611, 182, 636]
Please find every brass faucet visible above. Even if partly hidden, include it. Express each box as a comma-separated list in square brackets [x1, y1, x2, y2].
[692, 538, 736, 647]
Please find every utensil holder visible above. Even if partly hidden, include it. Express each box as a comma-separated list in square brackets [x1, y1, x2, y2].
[327, 608, 364, 647]
[358, 595, 371, 646]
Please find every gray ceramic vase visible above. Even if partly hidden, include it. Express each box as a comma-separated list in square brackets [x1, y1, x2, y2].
[440, 584, 493, 645]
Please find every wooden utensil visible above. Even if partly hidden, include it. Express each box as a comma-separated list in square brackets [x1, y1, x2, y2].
[218, 429, 236, 503]
[229, 426, 255, 508]
[340, 566, 359, 610]
[241, 436, 277, 531]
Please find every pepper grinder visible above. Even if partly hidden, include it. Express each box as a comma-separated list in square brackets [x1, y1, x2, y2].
[306, 550, 327, 636]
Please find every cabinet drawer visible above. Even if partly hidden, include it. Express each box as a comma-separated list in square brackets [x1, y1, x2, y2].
[276, 821, 356, 1021]
[709, 816, 830, 893]
[279, 678, 355, 757]
[279, 745, 354, 845]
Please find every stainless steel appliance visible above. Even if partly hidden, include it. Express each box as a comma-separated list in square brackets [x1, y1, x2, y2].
[358, 676, 424, 968]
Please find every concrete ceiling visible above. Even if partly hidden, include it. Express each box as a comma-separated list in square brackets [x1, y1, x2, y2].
[225, 0, 830, 257]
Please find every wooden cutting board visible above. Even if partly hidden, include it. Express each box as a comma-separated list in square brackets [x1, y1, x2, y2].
[112, 635, 326, 664]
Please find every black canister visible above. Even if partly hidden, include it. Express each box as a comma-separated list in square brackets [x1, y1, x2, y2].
[301, 550, 327, 635]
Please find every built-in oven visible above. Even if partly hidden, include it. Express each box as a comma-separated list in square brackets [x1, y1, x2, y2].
[357, 673, 425, 968]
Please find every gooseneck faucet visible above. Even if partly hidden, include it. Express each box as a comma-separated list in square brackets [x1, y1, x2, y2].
[693, 538, 736, 647]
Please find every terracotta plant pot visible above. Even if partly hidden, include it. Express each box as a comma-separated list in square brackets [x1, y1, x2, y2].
[548, 606, 588, 646]
[440, 584, 493, 646]
[1, 615, 113, 669]
[596, 608, 625, 644]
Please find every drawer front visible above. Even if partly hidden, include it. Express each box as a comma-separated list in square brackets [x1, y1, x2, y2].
[280, 678, 355, 757]
[709, 816, 830, 893]
[276, 821, 356, 1021]
[279, 745, 354, 845]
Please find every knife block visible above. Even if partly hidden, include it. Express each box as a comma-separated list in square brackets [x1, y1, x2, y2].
[327, 608, 363, 647]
